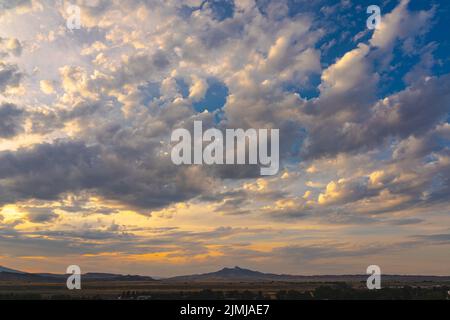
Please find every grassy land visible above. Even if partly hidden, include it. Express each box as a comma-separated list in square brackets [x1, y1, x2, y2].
[1, 279, 449, 300]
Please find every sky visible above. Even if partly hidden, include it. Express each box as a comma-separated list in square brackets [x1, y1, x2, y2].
[0, 0, 449, 277]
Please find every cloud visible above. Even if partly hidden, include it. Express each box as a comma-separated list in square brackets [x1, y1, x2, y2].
[0, 103, 24, 138]
[0, 0, 31, 12]
[39, 80, 55, 95]
[412, 234, 450, 245]
[0, 62, 22, 92]
[22, 207, 58, 223]
[188, 75, 208, 101]
[0, 140, 215, 210]
[0, 0, 449, 275]
[0, 37, 23, 57]
[389, 218, 423, 226]
[302, 74, 450, 159]
[317, 178, 378, 206]
[370, 0, 434, 52]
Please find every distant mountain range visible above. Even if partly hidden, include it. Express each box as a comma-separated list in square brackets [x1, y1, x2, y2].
[167, 266, 450, 282]
[1, 265, 450, 283]
[0, 265, 154, 282]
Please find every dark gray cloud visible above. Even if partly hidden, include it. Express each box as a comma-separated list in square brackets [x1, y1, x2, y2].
[21, 207, 58, 223]
[0, 139, 214, 210]
[0, 224, 264, 258]
[0, 0, 30, 10]
[412, 234, 450, 244]
[0, 62, 22, 92]
[0, 103, 24, 138]
[388, 218, 424, 226]
[302, 74, 450, 159]
[101, 50, 173, 90]
[0, 228, 103, 256]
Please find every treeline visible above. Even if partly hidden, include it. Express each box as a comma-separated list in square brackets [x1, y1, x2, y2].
[119, 284, 450, 300]
[0, 293, 42, 300]
[277, 284, 450, 300]
[0, 293, 104, 300]
[1, 284, 448, 300]
[119, 289, 268, 300]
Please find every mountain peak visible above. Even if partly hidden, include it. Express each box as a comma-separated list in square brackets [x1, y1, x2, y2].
[222, 266, 245, 271]
[168, 266, 272, 282]
[219, 266, 256, 272]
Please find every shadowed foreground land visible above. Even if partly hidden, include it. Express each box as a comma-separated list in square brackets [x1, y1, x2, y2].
[1, 280, 449, 300]
[1, 266, 449, 300]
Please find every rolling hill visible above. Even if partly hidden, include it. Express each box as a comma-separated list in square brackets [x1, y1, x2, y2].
[0, 266, 26, 274]
[0, 265, 154, 282]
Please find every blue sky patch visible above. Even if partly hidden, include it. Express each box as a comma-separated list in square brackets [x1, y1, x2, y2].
[193, 78, 229, 113]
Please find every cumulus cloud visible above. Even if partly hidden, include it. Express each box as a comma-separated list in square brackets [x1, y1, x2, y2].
[0, 103, 24, 138]
[22, 207, 58, 223]
[0, 139, 216, 210]
[39, 80, 55, 95]
[370, 0, 434, 52]
[0, 0, 449, 275]
[0, 62, 22, 92]
[302, 73, 450, 159]
[0, 37, 23, 57]
[0, 0, 31, 11]
[189, 75, 208, 101]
